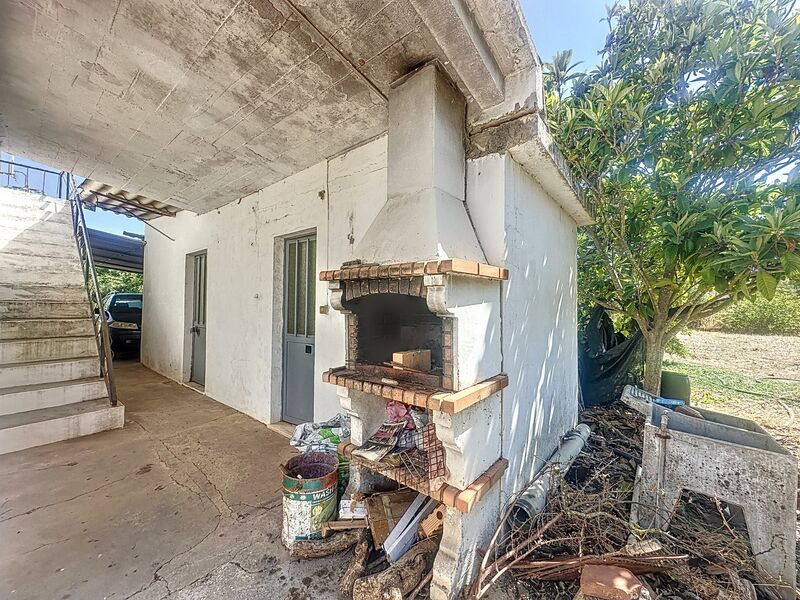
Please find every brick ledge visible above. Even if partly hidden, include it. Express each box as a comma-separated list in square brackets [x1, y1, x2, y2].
[320, 258, 508, 282]
[323, 369, 507, 414]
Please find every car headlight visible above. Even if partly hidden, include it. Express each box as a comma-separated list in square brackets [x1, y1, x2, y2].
[109, 321, 138, 330]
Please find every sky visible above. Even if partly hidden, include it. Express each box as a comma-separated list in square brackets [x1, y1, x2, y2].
[1, 151, 145, 236]
[524, 0, 609, 69]
[2, 3, 609, 236]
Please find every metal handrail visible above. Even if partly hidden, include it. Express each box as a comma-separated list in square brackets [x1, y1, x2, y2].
[68, 175, 118, 406]
[0, 158, 69, 198]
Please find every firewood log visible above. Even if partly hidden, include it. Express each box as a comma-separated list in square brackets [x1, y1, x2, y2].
[352, 537, 439, 600]
[289, 529, 363, 559]
[338, 530, 371, 598]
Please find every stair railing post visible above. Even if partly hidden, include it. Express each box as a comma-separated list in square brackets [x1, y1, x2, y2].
[68, 176, 118, 407]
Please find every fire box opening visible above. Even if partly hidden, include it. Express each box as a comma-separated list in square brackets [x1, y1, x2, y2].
[344, 294, 443, 372]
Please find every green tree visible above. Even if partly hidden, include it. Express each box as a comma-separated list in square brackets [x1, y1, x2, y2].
[96, 268, 143, 299]
[544, 0, 800, 393]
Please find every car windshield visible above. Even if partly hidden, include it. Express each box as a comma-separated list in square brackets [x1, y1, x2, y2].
[110, 295, 142, 311]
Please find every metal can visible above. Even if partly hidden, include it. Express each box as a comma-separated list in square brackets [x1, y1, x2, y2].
[281, 452, 338, 548]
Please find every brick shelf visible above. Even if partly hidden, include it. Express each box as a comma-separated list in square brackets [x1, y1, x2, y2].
[320, 258, 508, 282]
[339, 439, 508, 513]
[323, 369, 508, 414]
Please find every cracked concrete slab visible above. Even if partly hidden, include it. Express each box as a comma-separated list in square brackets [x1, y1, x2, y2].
[0, 360, 342, 600]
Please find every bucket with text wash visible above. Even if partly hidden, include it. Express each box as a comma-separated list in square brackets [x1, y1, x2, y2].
[281, 452, 338, 548]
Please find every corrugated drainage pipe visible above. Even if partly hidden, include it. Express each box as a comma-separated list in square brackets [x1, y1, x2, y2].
[509, 423, 592, 528]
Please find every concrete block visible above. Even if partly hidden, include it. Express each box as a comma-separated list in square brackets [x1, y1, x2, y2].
[0, 398, 124, 455]
[630, 397, 797, 599]
[0, 356, 99, 388]
[0, 376, 107, 416]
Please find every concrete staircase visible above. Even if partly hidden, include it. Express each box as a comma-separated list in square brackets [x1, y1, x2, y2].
[0, 188, 124, 455]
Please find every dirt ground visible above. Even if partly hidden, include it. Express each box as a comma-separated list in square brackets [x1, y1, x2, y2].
[675, 330, 800, 379]
[667, 330, 800, 457]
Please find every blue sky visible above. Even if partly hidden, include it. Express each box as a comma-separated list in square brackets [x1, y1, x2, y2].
[524, 0, 608, 69]
[3, 3, 608, 235]
[1, 151, 145, 236]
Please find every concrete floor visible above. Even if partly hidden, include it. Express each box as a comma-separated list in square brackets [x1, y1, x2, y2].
[0, 360, 341, 600]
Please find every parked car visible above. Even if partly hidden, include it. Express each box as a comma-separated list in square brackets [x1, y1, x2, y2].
[103, 292, 142, 354]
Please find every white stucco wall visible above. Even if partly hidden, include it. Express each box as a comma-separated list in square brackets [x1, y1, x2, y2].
[467, 153, 579, 501]
[142, 136, 387, 424]
[143, 140, 578, 454]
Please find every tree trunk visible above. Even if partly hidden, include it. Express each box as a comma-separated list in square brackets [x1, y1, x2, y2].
[642, 330, 666, 396]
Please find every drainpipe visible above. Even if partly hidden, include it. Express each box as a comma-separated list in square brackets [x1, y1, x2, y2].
[508, 424, 592, 527]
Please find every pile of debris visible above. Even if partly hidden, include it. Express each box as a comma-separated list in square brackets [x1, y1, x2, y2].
[284, 413, 443, 599]
[290, 488, 443, 599]
[471, 402, 791, 600]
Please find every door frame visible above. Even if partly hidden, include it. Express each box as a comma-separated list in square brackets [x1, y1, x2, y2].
[182, 249, 208, 387]
[270, 228, 317, 424]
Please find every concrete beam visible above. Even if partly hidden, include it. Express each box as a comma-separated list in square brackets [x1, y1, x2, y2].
[467, 111, 594, 226]
[408, 0, 504, 108]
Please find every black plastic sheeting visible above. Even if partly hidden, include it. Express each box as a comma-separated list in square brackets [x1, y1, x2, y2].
[579, 307, 644, 407]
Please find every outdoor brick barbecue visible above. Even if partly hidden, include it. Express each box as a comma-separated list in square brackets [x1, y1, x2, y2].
[317, 63, 583, 599]
[322, 258, 511, 503]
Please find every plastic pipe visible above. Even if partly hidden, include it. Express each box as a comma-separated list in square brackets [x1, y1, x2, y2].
[509, 423, 592, 528]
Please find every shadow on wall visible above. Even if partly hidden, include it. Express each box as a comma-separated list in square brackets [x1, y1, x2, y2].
[499, 229, 579, 502]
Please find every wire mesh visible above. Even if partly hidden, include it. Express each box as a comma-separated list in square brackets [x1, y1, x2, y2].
[351, 422, 447, 495]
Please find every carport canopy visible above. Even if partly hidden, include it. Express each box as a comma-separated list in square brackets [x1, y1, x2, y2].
[87, 227, 144, 273]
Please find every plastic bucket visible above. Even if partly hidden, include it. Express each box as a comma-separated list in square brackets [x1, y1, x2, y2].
[661, 371, 691, 403]
[281, 452, 338, 548]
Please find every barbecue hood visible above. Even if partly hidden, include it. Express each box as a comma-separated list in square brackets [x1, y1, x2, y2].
[355, 65, 486, 265]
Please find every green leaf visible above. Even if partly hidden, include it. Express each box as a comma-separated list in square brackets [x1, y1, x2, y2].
[756, 270, 778, 300]
[781, 253, 800, 275]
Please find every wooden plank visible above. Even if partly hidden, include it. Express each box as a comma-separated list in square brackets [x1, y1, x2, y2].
[392, 350, 431, 372]
[366, 489, 419, 548]
[384, 495, 436, 562]
[418, 503, 445, 537]
[321, 519, 369, 536]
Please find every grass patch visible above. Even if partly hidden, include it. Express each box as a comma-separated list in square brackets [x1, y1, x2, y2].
[663, 359, 800, 409]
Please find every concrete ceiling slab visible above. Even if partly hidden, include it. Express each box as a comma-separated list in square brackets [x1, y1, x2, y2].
[1, 0, 537, 213]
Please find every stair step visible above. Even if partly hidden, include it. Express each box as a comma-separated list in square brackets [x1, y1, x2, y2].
[0, 283, 88, 302]
[0, 204, 72, 224]
[0, 377, 107, 416]
[0, 255, 84, 288]
[0, 335, 98, 364]
[0, 398, 124, 455]
[0, 189, 68, 211]
[0, 240, 79, 261]
[0, 356, 99, 388]
[0, 222, 76, 246]
[0, 317, 95, 340]
[0, 300, 91, 320]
